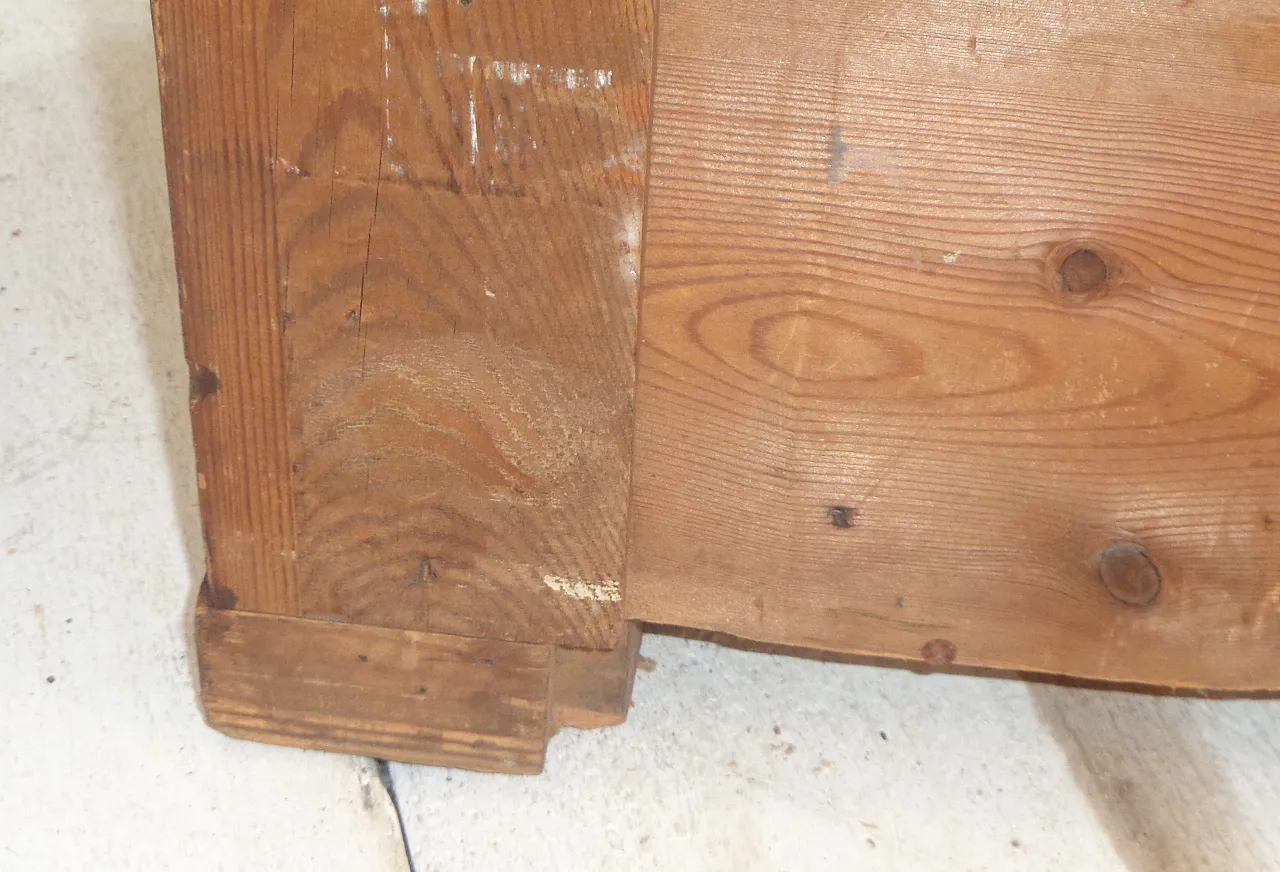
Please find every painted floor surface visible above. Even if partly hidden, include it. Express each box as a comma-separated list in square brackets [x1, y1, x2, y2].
[2, 1, 1280, 869]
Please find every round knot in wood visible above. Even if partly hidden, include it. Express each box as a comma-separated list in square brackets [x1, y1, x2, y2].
[1097, 541, 1162, 607]
[1057, 248, 1109, 298]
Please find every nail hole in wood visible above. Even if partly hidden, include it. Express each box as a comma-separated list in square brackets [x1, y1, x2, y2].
[828, 505, 856, 528]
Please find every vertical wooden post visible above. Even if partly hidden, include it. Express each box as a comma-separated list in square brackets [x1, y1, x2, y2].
[155, 0, 653, 771]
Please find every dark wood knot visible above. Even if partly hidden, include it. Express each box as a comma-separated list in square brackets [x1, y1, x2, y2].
[1097, 541, 1161, 606]
[1058, 248, 1109, 297]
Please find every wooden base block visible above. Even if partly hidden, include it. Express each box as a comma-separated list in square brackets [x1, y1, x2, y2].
[196, 597, 551, 773]
[195, 587, 642, 773]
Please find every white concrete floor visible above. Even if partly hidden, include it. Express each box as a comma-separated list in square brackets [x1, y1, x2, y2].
[3, 1, 1280, 869]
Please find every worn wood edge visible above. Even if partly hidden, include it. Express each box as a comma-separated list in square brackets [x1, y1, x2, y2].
[642, 623, 1280, 698]
[206, 716, 543, 774]
[194, 585, 552, 774]
[550, 623, 643, 730]
[150, 0, 300, 615]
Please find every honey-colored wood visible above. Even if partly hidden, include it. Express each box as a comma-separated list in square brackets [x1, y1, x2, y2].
[274, 0, 652, 648]
[626, 0, 1280, 689]
[195, 587, 553, 773]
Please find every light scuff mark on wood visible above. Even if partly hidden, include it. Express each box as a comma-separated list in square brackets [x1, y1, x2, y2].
[438, 51, 613, 90]
[619, 204, 643, 284]
[467, 55, 478, 167]
[603, 137, 647, 191]
[492, 59, 532, 85]
[603, 143, 645, 174]
[381, 19, 393, 147]
[542, 575, 621, 603]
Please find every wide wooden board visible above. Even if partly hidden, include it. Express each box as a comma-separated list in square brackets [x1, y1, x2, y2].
[627, 0, 1280, 689]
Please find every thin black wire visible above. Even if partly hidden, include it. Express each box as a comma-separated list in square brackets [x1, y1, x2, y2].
[375, 759, 418, 872]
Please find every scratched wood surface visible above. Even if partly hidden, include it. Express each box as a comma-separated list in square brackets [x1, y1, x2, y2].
[155, 0, 652, 649]
[195, 586, 554, 773]
[627, 0, 1280, 689]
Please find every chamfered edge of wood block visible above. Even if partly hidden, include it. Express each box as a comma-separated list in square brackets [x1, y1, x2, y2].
[194, 584, 554, 774]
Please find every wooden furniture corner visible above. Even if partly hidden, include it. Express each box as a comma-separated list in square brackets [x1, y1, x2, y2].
[155, 0, 1280, 772]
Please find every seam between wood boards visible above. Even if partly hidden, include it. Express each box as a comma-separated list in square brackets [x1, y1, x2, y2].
[620, 0, 660, 620]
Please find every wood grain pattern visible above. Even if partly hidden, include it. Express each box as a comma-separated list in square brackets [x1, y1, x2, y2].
[159, 0, 650, 772]
[152, 0, 298, 613]
[627, 0, 1280, 688]
[195, 586, 554, 773]
[154, 0, 653, 648]
[273, 0, 651, 647]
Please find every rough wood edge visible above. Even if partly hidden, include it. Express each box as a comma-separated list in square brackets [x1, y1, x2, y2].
[641, 623, 1280, 698]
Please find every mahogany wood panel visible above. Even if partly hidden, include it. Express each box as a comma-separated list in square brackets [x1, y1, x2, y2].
[627, 0, 1280, 689]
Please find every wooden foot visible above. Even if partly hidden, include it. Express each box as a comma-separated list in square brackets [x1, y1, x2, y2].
[196, 586, 641, 773]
